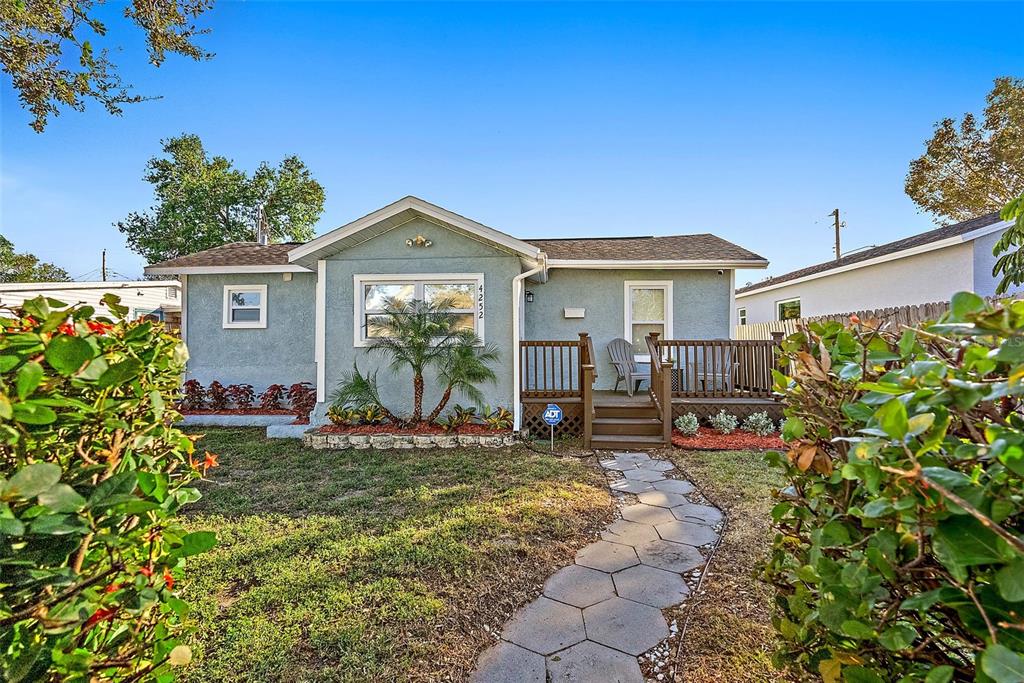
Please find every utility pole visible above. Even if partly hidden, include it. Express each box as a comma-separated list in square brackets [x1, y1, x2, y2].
[101, 250, 107, 281]
[829, 209, 841, 259]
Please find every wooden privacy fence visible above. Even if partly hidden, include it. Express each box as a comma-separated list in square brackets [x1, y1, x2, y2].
[735, 299, 970, 340]
[652, 338, 777, 398]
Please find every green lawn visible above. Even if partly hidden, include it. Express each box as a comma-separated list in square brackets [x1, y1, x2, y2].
[664, 448, 792, 682]
[179, 428, 611, 682]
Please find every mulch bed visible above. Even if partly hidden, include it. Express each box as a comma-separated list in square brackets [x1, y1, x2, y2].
[317, 423, 510, 436]
[180, 408, 296, 415]
[672, 427, 784, 451]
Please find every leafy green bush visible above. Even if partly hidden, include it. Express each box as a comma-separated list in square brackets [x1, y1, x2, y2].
[673, 413, 700, 435]
[0, 295, 214, 681]
[765, 292, 1024, 682]
[708, 409, 738, 434]
[742, 410, 776, 437]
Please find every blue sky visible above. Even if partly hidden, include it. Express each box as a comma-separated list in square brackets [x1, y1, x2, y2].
[1, 1, 1020, 284]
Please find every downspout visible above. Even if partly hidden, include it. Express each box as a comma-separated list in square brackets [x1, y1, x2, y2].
[512, 257, 546, 432]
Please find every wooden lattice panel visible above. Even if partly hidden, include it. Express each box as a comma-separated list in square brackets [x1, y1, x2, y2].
[671, 400, 784, 424]
[521, 401, 584, 438]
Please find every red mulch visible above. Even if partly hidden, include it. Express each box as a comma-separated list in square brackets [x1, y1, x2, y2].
[317, 423, 510, 436]
[672, 427, 784, 451]
[180, 408, 295, 415]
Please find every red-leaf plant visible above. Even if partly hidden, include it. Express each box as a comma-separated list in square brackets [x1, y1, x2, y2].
[259, 384, 287, 410]
[226, 383, 255, 409]
[179, 379, 206, 410]
[287, 382, 317, 420]
[207, 381, 229, 411]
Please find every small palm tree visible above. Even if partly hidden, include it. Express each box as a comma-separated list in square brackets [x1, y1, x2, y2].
[332, 296, 499, 426]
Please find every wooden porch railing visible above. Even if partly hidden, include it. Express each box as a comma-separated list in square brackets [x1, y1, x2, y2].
[653, 338, 778, 398]
[520, 333, 598, 447]
[646, 332, 673, 445]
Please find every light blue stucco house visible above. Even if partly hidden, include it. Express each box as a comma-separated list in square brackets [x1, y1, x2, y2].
[145, 196, 769, 432]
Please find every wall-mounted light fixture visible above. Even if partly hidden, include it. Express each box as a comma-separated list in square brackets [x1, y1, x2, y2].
[524, 290, 534, 303]
[406, 235, 432, 248]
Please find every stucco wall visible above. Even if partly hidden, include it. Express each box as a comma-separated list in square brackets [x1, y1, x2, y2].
[320, 217, 520, 417]
[184, 272, 316, 391]
[524, 268, 732, 390]
[736, 243, 975, 324]
[971, 227, 1022, 297]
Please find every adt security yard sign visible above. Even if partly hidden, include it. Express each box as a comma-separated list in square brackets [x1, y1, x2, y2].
[543, 403, 563, 452]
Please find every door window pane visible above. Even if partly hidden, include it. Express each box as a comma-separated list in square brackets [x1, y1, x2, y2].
[631, 323, 664, 349]
[631, 288, 665, 321]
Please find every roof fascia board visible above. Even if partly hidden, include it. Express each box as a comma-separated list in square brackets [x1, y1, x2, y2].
[144, 265, 312, 276]
[288, 196, 542, 263]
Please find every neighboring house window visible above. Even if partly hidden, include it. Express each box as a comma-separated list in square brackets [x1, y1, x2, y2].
[737, 307, 747, 325]
[354, 274, 484, 346]
[133, 308, 164, 322]
[624, 281, 673, 360]
[166, 287, 178, 299]
[223, 285, 268, 329]
[776, 297, 801, 321]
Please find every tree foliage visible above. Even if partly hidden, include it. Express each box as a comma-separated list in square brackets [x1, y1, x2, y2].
[0, 235, 70, 283]
[766, 294, 1024, 682]
[116, 134, 325, 263]
[0, 294, 213, 681]
[331, 297, 498, 426]
[905, 77, 1024, 224]
[1, 0, 214, 132]
[990, 194, 1024, 295]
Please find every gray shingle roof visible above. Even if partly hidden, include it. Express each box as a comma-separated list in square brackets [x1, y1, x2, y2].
[524, 234, 766, 262]
[735, 212, 1004, 295]
[146, 242, 300, 270]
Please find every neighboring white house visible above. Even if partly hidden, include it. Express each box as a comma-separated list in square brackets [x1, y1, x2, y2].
[735, 212, 1013, 324]
[0, 280, 182, 323]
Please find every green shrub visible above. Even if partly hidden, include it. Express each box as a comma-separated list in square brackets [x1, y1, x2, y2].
[765, 292, 1024, 682]
[0, 295, 213, 681]
[708, 409, 738, 434]
[741, 410, 776, 437]
[673, 413, 700, 435]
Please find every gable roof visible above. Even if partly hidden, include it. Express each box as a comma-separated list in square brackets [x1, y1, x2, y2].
[526, 234, 766, 265]
[145, 242, 310, 275]
[736, 211, 1008, 296]
[287, 196, 543, 268]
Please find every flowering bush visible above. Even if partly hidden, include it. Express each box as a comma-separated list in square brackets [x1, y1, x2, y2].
[741, 411, 776, 437]
[226, 383, 255, 409]
[206, 380, 229, 411]
[708, 409, 738, 434]
[287, 381, 316, 420]
[765, 293, 1024, 681]
[0, 294, 214, 681]
[179, 379, 205, 410]
[673, 413, 700, 435]
[259, 383, 287, 410]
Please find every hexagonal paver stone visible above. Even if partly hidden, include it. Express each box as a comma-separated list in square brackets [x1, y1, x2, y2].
[582, 596, 669, 655]
[671, 502, 724, 526]
[635, 539, 705, 573]
[655, 520, 719, 547]
[600, 454, 650, 471]
[544, 564, 616, 608]
[612, 451, 650, 461]
[601, 519, 661, 546]
[575, 540, 639, 573]
[652, 478, 695, 495]
[641, 459, 674, 472]
[620, 503, 676, 526]
[500, 597, 586, 655]
[637, 490, 690, 508]
[622, 468, 667, 482]
[609, 478, 655, 494]
[471, 641, 546, 683]
[546, 640, 643, 683]
[612, 564, 691, 608]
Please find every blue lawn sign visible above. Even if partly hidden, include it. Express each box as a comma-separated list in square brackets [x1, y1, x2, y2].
[543, 403, 563, 452]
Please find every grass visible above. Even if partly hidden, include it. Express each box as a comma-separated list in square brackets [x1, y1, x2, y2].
[663, 448, 793, 682]
[179, 428, 611, 682]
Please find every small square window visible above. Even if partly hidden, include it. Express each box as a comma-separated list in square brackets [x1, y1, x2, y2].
[737, 307, 747, 325]
[223, 285, 268, 329]
[776, 298, 801, 321]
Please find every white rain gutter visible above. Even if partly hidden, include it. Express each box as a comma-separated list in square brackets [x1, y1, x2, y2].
[512, 258, 546, 432]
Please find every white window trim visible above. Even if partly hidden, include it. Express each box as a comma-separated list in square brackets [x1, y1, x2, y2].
[737, 307, 747, 326]
[776, 296, 801, 321]
[353, 273, 485, 348]
[623, 280, 674, 362]
[222, 284, 268, 329]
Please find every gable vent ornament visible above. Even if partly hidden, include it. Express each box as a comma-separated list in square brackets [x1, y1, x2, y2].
[406, 235, 432, 248]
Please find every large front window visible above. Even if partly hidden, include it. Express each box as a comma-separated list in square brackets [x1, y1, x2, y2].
[624, 281, 673, 360]
[354, 274, 484, 346]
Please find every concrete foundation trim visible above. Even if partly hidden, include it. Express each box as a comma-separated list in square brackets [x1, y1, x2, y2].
[303, 432, 516, 450]
[180, 413, 298, 427]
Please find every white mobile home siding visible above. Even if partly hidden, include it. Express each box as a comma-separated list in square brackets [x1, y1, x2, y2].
[0, 281, 181, 318]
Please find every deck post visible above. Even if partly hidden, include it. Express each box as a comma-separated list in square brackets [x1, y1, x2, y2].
[661, 356, 672, 446]
[582, 364, 595, 450]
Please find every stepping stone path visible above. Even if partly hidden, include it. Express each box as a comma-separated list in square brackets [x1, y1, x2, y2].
[472, 451, 723, 683]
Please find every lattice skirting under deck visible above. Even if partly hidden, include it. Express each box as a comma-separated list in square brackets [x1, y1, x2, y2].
[521, 400, 584, 438]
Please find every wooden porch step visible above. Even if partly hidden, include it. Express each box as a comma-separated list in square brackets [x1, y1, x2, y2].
[590, 434, 668, 450]
[594, 404, 659, 419]
[592, 417, 663, 436]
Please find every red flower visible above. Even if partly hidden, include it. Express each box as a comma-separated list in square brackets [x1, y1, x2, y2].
[849, 314, 860, 325]
[103, 582, 124, 594]
[202, 451, 219, 473]
[85, 607, 118, 628]
[163, 568, 175, 590]
[86, 320, 113, 335]
[138, 566, 154, 578]
[57, 323, 76, 336]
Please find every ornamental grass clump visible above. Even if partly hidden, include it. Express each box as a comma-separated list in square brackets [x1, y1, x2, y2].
[708, 409, 738, 434]
[674, 413, 700, 436]
[741, 410, 776, 436]
[765, 292, 1024, 682]
[0, 294, 215, 681]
